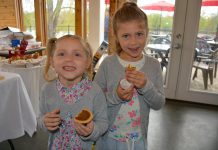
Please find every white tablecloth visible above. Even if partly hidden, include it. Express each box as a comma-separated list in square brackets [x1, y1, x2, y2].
[0, 72, 37, 142]
[1, 65, 45, 116]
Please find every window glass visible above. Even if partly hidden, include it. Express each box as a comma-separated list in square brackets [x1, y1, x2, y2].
[22, 0, 36, 38]
[46, 0, 75, 38]
[104, 1, 109, 42]
[138, 0, 175, 85]
[86, 2, 90, 38]
[190, 2, 218, 92]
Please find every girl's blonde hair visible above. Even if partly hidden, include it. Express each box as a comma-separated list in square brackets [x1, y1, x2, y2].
[113, 2, 149, 54]
[44, 35, 93, 81]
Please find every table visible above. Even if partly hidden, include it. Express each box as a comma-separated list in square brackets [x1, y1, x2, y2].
[0, 47, 46, 58]
[207, 41, 218, 50]
[147, 44, 171, 69]
[0, 71, 37, 142]
[1, 65, 45, 116]
[147, 44, 171, 53]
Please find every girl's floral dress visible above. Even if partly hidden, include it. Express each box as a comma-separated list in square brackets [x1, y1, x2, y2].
[108, 89, 142, 142]
[50, 77, 92, 150]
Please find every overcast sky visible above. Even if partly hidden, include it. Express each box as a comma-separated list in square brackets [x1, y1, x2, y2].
[137, 0, 218, 17]
[22, 0, 217, 16]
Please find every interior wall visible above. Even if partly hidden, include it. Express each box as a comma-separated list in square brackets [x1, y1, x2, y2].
[88, 0, 105, 53]
[0, 0, 17, 28]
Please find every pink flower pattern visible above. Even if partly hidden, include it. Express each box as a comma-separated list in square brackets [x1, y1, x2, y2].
[132, 116, 141, 127]
[109, 89, 142, 141]
[56, 77, 92, 104]
[51, 112, 82, 150]
[128, 110, 136, 118]
[51, 77, 93, 149]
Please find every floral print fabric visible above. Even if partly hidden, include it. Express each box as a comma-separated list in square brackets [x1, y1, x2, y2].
[50, 76, 92, 149]
[51, 112, 81, 150]
[108, 89, 142, 142]
[56, 77, 92, 104]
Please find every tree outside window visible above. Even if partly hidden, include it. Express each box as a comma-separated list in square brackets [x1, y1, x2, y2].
[46, 0, 75, 38]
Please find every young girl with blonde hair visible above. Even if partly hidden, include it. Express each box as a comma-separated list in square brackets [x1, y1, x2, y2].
[37, 35, 108, 150]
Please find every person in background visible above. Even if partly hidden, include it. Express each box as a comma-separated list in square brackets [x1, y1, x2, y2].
[94, 2, 165, 150]
[37, 35, 108, 150]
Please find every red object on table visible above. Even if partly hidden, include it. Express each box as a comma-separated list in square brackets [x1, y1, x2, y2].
[8, 39, 28, 58]
[19, 39, 28, 54]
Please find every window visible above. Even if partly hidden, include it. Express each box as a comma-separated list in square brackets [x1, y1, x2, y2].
[46, 0, 75, 38]
[22, 0, 36, 38]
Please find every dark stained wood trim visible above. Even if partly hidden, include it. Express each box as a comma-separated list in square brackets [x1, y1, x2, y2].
[14, 0, 24, 31]
[83, 0, 87, 39]
[75, 0, 87, 39]
[75, 0, 82, 37]
[34, 0, 47, 46]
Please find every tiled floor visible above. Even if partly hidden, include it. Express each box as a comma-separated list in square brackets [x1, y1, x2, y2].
[0, 99, 218, 150]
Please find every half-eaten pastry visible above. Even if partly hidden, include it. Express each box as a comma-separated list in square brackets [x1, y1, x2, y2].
[74, 108, 93, 125]
[126, 64, 136, 71]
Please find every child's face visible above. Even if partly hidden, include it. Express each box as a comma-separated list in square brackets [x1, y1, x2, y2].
[116, 20, 147, 61]
[51, 38, 90, 86]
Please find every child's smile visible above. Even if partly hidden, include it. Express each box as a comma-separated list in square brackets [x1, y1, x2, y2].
[51, 38, 90, 86]
[116, 20, 147, 61]
[62, 65, 76, 71]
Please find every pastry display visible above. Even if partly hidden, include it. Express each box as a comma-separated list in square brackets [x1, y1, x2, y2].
[1, 53, 46, 68]
[74, 108, 93, 125]
[32, 52, 39, 59]
[8, 52, 40, 64]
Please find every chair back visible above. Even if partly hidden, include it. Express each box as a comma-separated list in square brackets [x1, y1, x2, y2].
[152, 37, 171, 44]
[196, 38, 212, 55]
[211, 49, 218, 59]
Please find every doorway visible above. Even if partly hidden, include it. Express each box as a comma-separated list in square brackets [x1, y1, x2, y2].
[140, 0, 218, 105]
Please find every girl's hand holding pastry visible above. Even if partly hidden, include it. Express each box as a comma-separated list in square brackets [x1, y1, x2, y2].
[43, 108, 61, 131]
[74, 120, 94, 137]
[117, 82, 134, 101]
[125, 70, 147, 89]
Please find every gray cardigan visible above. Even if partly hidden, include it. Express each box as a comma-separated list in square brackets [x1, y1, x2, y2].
[94, 54, 165, 142]
[37, 80, 108, 150]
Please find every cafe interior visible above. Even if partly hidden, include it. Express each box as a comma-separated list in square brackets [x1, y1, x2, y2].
[0, 0, 218, 150]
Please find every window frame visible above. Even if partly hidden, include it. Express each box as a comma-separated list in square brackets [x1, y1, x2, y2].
[19, 0, 87, 46]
